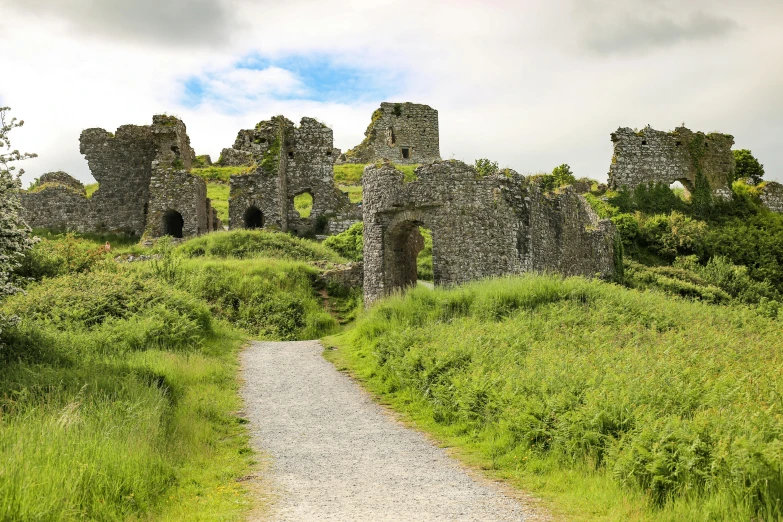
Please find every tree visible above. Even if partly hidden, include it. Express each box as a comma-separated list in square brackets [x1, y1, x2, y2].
[733, 149, 765, 185]
[0, 107, 36, 302]
[474, 158, 499, 178]
[552, 164, 576, 186]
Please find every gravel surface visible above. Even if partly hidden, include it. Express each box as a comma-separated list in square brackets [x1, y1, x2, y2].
[241, 340, 543, 521]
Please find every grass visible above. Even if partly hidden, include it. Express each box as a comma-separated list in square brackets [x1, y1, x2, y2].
[207, 182, 229, 224]
[85, 183, 99, 198]
[0, 266, 255, 521]
[326, 274, 783, 521]
[333, 163, 420, 186]
[177, 229, 345, 263]
[192, 165, 254, 184]
[338, 184, 363, 203]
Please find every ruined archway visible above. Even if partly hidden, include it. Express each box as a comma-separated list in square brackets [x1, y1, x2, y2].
[243, 206, 264, 229]
[162, 209, 184, 238]
[387, 220, 428, 292]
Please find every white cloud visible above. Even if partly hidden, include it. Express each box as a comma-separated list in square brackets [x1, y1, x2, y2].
[1, 0, 782, 188]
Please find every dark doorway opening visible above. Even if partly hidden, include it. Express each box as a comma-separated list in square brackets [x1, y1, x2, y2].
[163, 210, 184, 238]
[244, 206, 264, 229]
[401, 147, 410, 159]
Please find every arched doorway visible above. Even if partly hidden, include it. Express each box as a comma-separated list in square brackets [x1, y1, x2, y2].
[386, 220, 433, 292]
[293, 191, 313, 218]
[162, 210, 184, 238]
[244, 206, 264, 229]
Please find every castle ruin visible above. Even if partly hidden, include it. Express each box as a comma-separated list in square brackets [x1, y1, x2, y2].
[20, 115, 221, 238]
[608, 126, 735, 199]
[224, 116, 361, 236]
[362, 161, 618, 305]
[343, 103, 440, 165]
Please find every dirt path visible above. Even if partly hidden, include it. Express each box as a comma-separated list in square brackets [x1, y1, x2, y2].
[241, 340, 544, 521]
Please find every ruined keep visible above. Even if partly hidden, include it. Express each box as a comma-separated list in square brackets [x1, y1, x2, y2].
[226, 116, 361, 236]
[362, 161, 618, 304]
[20, 115, 221, 238]
[344, 103, 440, 165]
[608, 126, 735, 199]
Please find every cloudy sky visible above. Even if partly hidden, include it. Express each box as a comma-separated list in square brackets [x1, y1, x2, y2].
[1, 0, 782, 186]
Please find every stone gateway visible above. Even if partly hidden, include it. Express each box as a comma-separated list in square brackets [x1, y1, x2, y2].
[362, 161, 618, 305]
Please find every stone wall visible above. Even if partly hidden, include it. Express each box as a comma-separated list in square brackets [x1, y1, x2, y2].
[228, 116, 361, 236]
[761, 182, 783, 213]
[608, 126, 735, 199]
[345, 102, 440, 165]
[362, 161, 617, 304]
[21, 115, 216, 238]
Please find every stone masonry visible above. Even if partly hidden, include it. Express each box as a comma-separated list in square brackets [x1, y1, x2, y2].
[20, 115, 220, 238]
[227, 116, 361, 236]
[760, 182, 783, 213]
[345, 103, 440, 165]
[608, 126, 735, 199]
[362, 161, 618, 305]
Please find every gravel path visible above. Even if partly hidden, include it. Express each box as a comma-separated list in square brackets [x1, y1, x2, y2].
[241, 340, 544, 521]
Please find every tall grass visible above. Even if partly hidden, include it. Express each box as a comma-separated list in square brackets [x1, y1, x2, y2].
[206, 182, 229, 224]
[0, 267, 253, 520]
[327, 274, 783, 521]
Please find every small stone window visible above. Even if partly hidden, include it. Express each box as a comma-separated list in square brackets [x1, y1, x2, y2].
[288, 150, 294, 159]
[326, 150, 332, 157]
[676, 141, 682, 146]
[401, 147, 410, 159]
[641, 140, 647, 145]
[259, 138, 266, 144]
[171, 145, 180, 156]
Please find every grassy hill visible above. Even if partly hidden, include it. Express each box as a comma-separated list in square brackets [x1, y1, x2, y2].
[327, 274, 783, 521]
[1, 229, 349, 520]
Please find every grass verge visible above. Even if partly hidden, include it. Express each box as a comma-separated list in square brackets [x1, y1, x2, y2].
[325, 274, 783, 521]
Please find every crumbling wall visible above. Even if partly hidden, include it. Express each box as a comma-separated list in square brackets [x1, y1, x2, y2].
[760, 182, 783, 213]
[362, 161, 617, 304]
[608, 126, 735, 199]
[228, 116, 361, 236]
[80, 124, 156, 235]
[145, 115, 211, 238]
[345, 102, 440, 165]
[20, 171, 90, 231]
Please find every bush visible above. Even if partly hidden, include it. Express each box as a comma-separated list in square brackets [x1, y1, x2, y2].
[638, 211, 707, 259]
[177, 229, 345, 263]
[474, 158, 499, 178]
[16, 233, 109, 281]
[551, 164, 576, 187]
[323, 222, 364, 261]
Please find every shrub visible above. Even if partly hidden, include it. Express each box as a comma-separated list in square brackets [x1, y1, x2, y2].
[16, 233, 108, 281]
[323, 222, 364, 261]
[551, 164, 576, 187]
[474, 158, 499, 178]
[638, 211, 707, 259]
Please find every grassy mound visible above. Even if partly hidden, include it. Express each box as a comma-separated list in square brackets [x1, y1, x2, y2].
[327, 275, 783, 521]
[177, 229, 345, 263]
[0, 267, 252, 520]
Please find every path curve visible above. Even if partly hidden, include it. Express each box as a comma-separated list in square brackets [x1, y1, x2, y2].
[241, 340, 543, 521]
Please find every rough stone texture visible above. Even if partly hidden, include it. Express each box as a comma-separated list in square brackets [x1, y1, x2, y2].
[760, 182, 783, 213]
[608, 126, 735, 199]
[20, 115, 218, 238]
[80, 124, 156, 235]
[218, 147, 254, 166]
[362, 161, 617, 305]
[228, 116, 361, 236]
[345, 102, 440, 165]
[38, 171, 86, 193]
[241, 340, 547, 521]
[317, 262, 364, 290]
